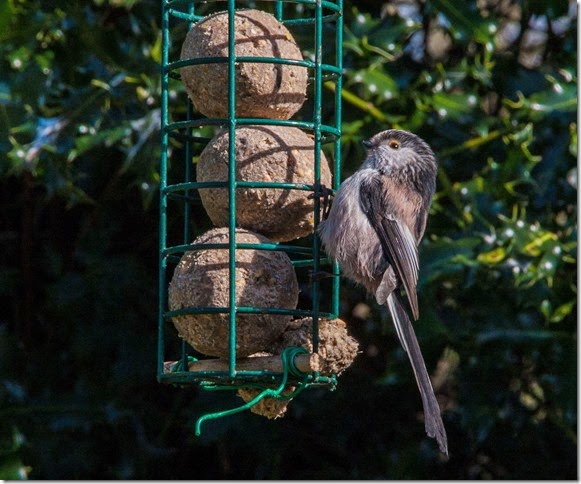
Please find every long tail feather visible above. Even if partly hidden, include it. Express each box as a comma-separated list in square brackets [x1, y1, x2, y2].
[386, 292, 448, 455]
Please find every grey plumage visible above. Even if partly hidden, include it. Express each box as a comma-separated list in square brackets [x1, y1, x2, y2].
[318, 129, 448, 455]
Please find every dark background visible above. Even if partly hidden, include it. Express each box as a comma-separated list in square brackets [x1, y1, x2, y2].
[0, 0, 577, 479]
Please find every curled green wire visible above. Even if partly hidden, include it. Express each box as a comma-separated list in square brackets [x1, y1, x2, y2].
[194, 346, 310, 435]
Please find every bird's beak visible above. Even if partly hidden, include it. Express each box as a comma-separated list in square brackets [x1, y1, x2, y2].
[362, 139, 373, 149]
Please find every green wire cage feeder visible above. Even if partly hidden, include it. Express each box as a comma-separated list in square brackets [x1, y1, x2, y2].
[158, 0, 349, 432]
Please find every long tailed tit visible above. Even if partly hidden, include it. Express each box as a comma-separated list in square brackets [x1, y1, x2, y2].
[318, 129, 448, 455]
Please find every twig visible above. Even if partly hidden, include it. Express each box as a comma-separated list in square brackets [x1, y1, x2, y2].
[164, 353, 322, 374]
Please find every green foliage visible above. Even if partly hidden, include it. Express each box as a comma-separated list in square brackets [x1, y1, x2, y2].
[1, 0, 162, 207]
[0, 0, 576, 479]
[0, 427, 30, 479]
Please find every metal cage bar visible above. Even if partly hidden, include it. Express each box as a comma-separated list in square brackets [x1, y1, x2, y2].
[226, 0, 238, 379]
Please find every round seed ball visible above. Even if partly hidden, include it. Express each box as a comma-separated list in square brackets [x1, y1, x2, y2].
[168, 228, 299, 358]
[180, 9, 308, 119]
[269, 317, 359, 375]
[197, 125, 332, 242]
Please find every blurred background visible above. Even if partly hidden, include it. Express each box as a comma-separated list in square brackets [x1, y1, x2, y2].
[0, 0, 577, 479]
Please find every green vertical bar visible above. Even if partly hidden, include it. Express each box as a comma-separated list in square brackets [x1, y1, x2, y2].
[181, 3, 195, 371]
[332, 0, 343, 318]
[158, 0, 170, 382]
[181, 102, 195, 371]
[183, 3, 195, 245]
[227, 0, 238, 378]
[274, 0, 283, 21]
[310, 0, 324, 353]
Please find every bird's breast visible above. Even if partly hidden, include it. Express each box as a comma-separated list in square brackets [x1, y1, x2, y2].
[318, 170, 387, 289]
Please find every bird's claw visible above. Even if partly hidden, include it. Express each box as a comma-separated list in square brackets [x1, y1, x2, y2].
[308, 183, 334, 220]
[308, 269, 335, 284]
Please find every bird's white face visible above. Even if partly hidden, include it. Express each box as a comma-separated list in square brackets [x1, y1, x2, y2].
[371, 137, 420, 173]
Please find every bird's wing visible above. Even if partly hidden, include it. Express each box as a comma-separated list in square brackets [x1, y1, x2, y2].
[414, 199, 430, 242]
[359, 174, 420, 319]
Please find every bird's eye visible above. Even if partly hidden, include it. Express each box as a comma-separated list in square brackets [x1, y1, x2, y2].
[388, 140, 400, 150]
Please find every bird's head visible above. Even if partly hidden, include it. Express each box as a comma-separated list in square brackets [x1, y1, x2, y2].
[362, 129, 437, 194]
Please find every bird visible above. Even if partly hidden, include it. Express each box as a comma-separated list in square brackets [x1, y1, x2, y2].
[317, 129, 448, 455]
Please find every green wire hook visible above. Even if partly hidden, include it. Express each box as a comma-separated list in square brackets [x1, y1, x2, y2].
[194, 346, 310, 435]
